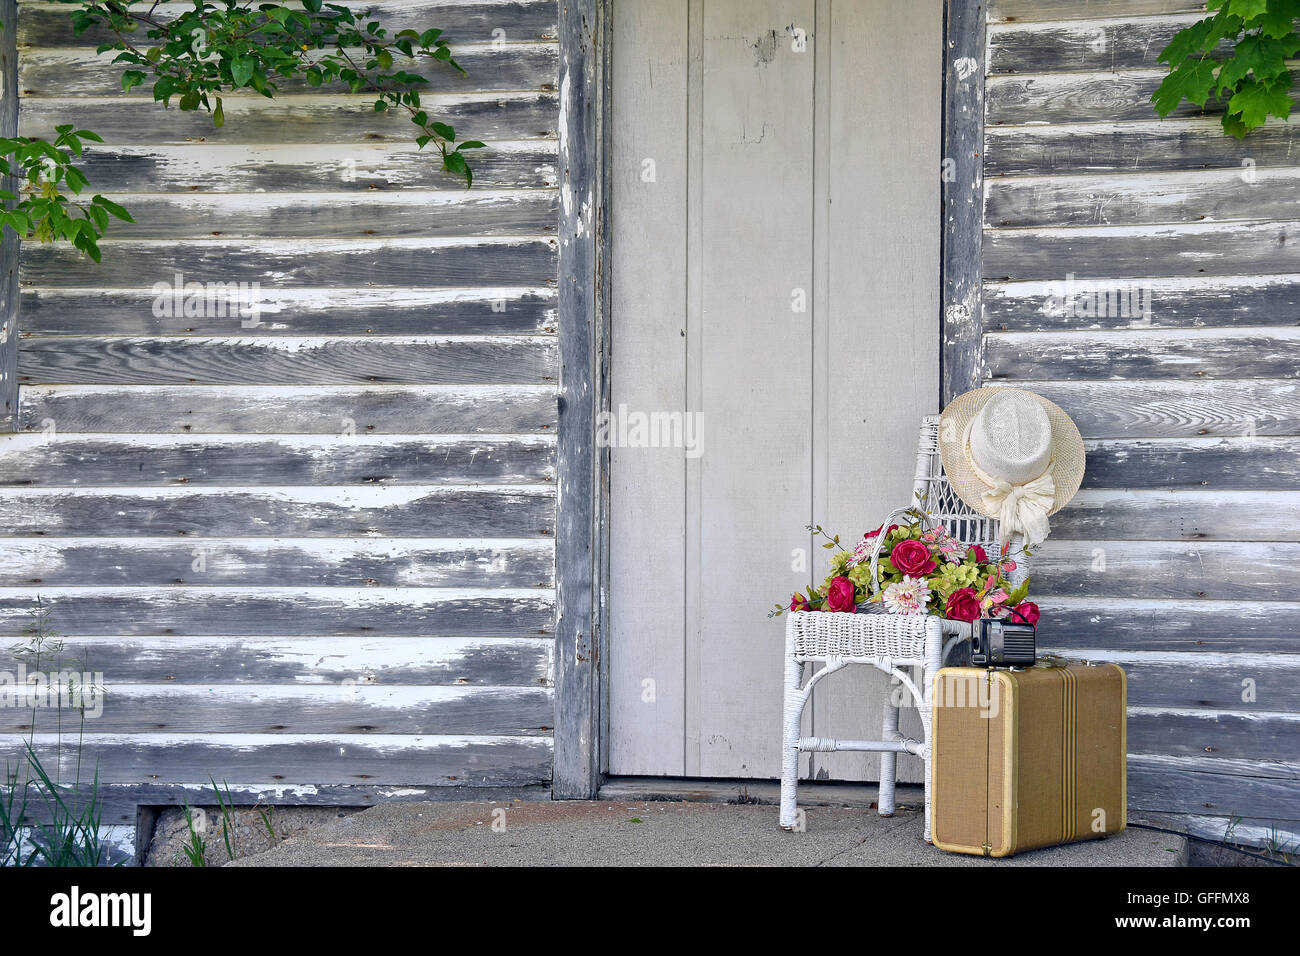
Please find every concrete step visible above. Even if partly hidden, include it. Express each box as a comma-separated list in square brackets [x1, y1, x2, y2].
[227, 799, 1188, 867]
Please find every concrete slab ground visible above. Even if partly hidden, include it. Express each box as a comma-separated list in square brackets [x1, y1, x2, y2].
[227, 800, 1188, 867]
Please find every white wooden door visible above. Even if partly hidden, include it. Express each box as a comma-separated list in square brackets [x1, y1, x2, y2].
[609, 0, 942, 780]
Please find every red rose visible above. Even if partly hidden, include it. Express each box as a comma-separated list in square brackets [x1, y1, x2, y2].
[865, 523, 900, 540]
[890, 539, 937, 577]
[825, 576, 857, 613]
[967, 544, 988, 563]
[789, 593, 811, 612]
[944, 587, 981, 622]
[1012, 602, 1040, 626]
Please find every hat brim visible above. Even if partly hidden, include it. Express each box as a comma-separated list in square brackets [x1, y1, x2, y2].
[937, 387, 1085, 519]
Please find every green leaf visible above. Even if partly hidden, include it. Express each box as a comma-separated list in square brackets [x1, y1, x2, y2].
[91, 195, 135, 223]
[87, 204, 109, 233]
[457, 140, 487, 150]
[1227, 73, 1295, 127]
[431, 121, 455, 140]
[231, 55, 256, 88]
[63, 166, 88, 194]
[74, 232, 102, 264]
[303, 0, 323, 10]
[1159, 17, 1220, 66]
[1152, 58, 1219, 115]
[1224, 0, 1270, 19]
[1218, 32, 1298, 92]
[121, 70, 147, 93]
[213, 97, 225, 127]
[1222, 110, 1251, 137]
[1253, 0, 1300, 38]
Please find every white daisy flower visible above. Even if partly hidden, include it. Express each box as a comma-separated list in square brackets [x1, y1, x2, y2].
[882, 576, 932, 616]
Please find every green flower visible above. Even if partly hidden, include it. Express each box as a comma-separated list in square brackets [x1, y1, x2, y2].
[847, 562, 874, 590]
[930, 561, 981, 602]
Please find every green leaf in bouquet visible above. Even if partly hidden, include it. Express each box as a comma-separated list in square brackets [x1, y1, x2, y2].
[1005, 577, 1031, 606]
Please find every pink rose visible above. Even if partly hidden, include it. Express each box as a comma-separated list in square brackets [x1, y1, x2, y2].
[944, 587, 981, 622]
[967, 544, 988, 563]
[890, 539, 937, 577]
[1003, 560, 1017, 572]
[825, 576, 857, 613]
[1012, 602, 1040, 626]
[789, 593, 812, 612]
[865, 523, 900, 541]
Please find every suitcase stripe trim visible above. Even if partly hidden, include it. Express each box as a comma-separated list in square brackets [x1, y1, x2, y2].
[997, 671, 1017, 856]
[1060, 666, 1077, 843]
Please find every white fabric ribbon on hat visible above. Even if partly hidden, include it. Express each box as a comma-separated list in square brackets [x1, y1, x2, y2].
[980, 472, 1055, 548]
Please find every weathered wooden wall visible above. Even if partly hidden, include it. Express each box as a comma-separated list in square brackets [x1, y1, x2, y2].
[983, 0, 1299, 846]
[0, 0, 561, 821]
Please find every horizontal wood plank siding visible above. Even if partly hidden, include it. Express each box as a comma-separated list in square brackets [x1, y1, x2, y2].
[5, 0, 560, 802]
[31, 142, 559, 192]
[0, 635, 554, 685]
[980, 3, 1299, 845]
[10, 732, 554, 787]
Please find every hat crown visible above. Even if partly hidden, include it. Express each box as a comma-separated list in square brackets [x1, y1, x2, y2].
[969, 390, 1052, 485]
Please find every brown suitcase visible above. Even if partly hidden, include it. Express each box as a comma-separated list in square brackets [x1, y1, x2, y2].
[931, 661, 1127, 857]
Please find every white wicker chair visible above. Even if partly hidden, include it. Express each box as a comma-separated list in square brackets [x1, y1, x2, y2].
[779, 415, 1029, 840]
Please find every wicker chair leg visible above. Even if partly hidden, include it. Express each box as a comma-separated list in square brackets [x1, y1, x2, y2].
[779, 644, 805, 830]
[921, 618, 943, 844]
[878, 697, 900, 817]
[922, 742, 933, 844]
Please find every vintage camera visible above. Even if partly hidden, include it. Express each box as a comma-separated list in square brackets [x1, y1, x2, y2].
[970, 616, 1036, 667]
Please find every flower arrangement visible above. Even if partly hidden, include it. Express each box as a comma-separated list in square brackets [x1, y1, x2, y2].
[771, 506, 1037, 624]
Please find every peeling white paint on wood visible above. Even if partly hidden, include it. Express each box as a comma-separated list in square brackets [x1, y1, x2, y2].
[977, 4, 1300, 846]
[5, 0, 564, 813]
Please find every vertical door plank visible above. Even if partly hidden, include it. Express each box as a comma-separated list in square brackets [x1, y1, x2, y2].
[608, 0, 690, 776]
[684, 0, 706, 777]
[810, 0, 943, 783]
[692, 0, 816, 777]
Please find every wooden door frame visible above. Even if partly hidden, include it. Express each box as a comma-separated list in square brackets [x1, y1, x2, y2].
[552, 0, 985, 798]
[554, 0, 613, 798]
[940, 0, 986, 404]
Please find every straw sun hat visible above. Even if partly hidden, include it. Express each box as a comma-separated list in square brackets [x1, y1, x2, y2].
[937, 387, 1085, 548]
